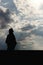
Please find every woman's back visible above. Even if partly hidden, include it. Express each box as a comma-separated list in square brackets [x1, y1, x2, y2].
[5, 28, 17, 51]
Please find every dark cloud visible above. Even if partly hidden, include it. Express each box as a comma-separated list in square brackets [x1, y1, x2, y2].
[21, 24, 35, 31]
[14, 31, 31, 41]
[31, 27, 43, 37]
[0, 8, 13, 29]
[0, 32, 7, 50]
[1, 0, 21, 15]
[14, 24, 36, 41]
[0, 37, 7, 50]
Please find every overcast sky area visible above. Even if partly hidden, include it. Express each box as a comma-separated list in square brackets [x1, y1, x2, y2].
[0, 0, 43, 50]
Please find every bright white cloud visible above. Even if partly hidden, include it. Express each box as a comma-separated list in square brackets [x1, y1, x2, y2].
[30, 0, 43, 9]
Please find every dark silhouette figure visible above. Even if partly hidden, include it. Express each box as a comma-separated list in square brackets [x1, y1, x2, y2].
[5, 28, 17, 51]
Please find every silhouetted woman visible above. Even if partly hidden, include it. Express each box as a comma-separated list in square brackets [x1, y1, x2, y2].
[5, 28, 17, 51]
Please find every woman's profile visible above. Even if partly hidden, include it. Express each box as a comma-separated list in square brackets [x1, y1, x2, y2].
[5, 28, 17, 51]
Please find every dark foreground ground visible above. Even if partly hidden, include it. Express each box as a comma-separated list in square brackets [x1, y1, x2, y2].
[0, 50, 43, 55]
[0, 50, 43, 63]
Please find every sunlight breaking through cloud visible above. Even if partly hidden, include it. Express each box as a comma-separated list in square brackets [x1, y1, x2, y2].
[0, 0, 43, 50]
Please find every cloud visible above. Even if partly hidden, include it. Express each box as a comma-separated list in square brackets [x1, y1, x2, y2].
[0, 8, 13, 29]
[1, 0, 21, 15]
[0, 30, 7, 50]
[14, 31, 31, 41]
[40, 4, 43, 10]
[21, 24, 35, 31]
[31, 26, 43, 37]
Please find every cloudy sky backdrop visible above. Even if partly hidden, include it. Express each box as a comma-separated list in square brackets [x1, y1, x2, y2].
[0, 0, 43, 50]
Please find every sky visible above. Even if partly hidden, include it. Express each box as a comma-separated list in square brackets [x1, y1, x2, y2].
[0, 0, 43, 50]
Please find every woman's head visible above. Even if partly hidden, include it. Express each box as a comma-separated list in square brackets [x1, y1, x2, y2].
[9, 28, 14, 34]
